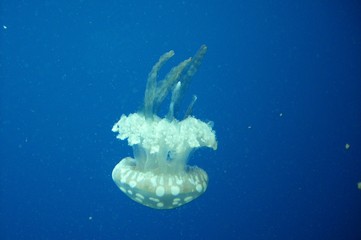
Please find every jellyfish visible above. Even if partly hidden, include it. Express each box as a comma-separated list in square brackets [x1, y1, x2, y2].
[112, 45, 217, 209]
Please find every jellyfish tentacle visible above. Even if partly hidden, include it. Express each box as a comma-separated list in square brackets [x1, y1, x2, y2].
[167, 81, 182, 120]
[184, 95, 197, 119]
[144, 50, 174, 118]
[153, 57, 191, 113]
[180, 45, 208, 92]
[173, 45, 208, 116]
[144, 45, 207, 119]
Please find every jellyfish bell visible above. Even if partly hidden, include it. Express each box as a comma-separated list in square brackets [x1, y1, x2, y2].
[112, 45, 217, 209]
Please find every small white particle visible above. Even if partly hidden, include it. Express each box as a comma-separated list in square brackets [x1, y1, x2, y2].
[3, 25, 7, 29]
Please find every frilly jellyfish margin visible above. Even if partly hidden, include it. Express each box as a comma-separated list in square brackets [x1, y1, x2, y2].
[112, 45, 217, 209]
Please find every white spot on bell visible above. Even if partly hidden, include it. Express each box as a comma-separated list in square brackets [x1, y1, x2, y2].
[149, 197, 160, 202]
[155, 186, 165, 197]
[157, 202, 164, 208]
[129, 180, 137, 188]
[135, 193, 145, 199]
[150, 176, 157, 187]
[170, 186, 180, 196]
[135, 197, 143, 203]
[184, 196, 193, 202]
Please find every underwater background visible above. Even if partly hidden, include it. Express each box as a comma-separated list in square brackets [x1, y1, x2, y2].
[1, 0, 360, 239]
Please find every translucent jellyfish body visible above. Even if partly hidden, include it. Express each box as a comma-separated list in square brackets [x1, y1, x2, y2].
[112, 45, 217, 209]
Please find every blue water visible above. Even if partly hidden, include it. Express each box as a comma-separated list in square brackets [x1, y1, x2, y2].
[1, 1, 360, 239]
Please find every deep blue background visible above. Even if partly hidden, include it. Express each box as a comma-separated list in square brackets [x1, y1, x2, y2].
[1, 1, 360, 239]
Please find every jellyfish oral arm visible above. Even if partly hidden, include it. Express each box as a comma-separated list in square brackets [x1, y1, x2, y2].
[111, 45, 217, 209]
[112, 113, 217, 172]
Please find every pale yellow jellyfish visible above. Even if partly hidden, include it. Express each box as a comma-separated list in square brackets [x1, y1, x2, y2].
[112, 45, 217, 209]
